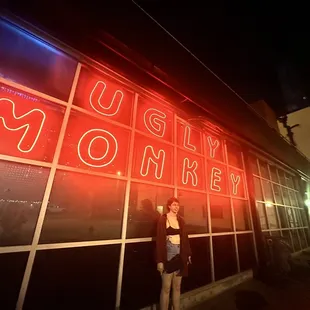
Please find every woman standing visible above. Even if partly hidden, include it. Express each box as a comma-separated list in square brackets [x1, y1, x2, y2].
[156, 197, 192, 310]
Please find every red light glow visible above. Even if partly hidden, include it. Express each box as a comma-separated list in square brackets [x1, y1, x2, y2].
[230, 173, 241, 195]
[0, 97, 46, 153]
[140, 145, 165, 179]
[211, 167, 222, 192]
[89, 81, 124, 116]
[182, 157, 198, 186]
[143, 108, 167, 138]
[77, 128, 118, 167]
[207, 136, 219, 158]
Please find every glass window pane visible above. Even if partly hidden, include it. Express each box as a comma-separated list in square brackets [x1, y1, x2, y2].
[233, 199, 251, 231]
[291, 230, 301, 252]
[278, 170, 287, 186]
[254, 177, 263, 201]
[288, 190, 298, 207]
[0, 20, 77, 100]
[262, 180, 274, 203]
[0, 251, 29, 309]
[277, 206, 288, 228]
[281, 187, 291, 206]
[127, 183, 173, 238]
[0, 161, 50, 246]
[237, 233, 256, 271]
[304, 229, 310, 246]
[0, 83, 65, 162]
[59, 111, 131, 175]
[256, 203, 267, 230]
[40, 171, 126, 243]
[226, 141, 243, 169]
[178, 191, 208, 234]
[265, 204, 279, 229]
[213, 235, 237, 281]
[282, 230, 293, 251]
[299, 229, 307, 249]
[287, 208, 297, 228]
[300, 209, 308, 227]
[269, 166, 279, 183]
[285, 174, 294, 189]
[182, 237, 212, 293]
[73, 67, 135, 126]
[259, 160, 269, 179]
[249, 155, 259, 175]
[25, 245, 120, 309]
[210, 195, 233, 233]
[121, 242, 160, 309]
[273, 184, 283, 205]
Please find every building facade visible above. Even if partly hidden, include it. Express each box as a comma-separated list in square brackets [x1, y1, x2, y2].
[0, 15, 310, 310]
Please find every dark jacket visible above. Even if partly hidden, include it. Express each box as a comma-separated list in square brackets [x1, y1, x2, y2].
[156, 214, 192, 277]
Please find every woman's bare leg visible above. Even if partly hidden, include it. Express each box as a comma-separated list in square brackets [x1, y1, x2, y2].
[172, 272, 182, 310]
[160, 272, 173, 310]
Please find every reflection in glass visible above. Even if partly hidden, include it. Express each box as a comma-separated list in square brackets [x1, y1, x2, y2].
[287, 208, 297, 228]
[259, 160, 269, 179]
[226, 142, 243, 169]
[127, 183, 173, 238]
[25, 245, 120, 309]
[269, 166, 279, 183]
[233, 199, 251, 231]
[282, 230, 293, 250]
[281, 187, 291, 206]
[288, 190, 297, 207]
[278, 170, 287, 186]
[121, 242, 161, 309]
[178, 191, 208, 234]
[265, 204, 279, 229]
[254, 177, 263, 201]
[249, 155, 259, 175]
[256, 203, 267, 230]
[273, 184, 283, 205]
[40, 171, 126, 243]
[262, 180, 274, 203]
[210, 195, 232, 232]
[182, 237, 211, 293]
[237, 233, 256, 271]
[213, 235, 237, 281]
[0, 251, 29, 309]
[291, 230, 301, 252]
[277, 206, 288, 228]
[0, 161, 49, 246]
[0, 19, 77, 100]
[299, 229, 307, 249]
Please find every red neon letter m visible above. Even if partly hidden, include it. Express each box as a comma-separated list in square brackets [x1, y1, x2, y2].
[0, 98, 46, 153]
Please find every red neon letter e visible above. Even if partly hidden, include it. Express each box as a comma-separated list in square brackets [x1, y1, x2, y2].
[0, 98, 46, 153]
[211, 167, 222, 191]
[182, 158, 198, 186]
[78, 129, 118, 167]
[231, 173, 240, 195]
[140, 145, 165, 179]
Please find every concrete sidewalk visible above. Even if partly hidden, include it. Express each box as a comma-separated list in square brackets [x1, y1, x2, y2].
[191, 250, 310, 310]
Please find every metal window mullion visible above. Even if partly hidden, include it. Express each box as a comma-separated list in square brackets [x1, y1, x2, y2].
[241, 152, 258, 263]
[224, 142, 240, 273]
[203, 133, 215, 282]
[16, 63, 82, 310]
[115, 92, 138, 309]
[257, 159, 270, 233]
[268, 165, 282, 234]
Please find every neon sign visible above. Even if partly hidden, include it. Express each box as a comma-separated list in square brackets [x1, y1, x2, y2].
[140, 145, 165, 179]
[143, 108, 167, 137]
[211, 167, 222, 191]
[183, 126, 196, 151]
[182, 158, 198, 186]
[89, 81, 124, 116]
[0, 98, 45, 153]
[230, 173, 241, 195]
[207, 136, 220, 158]
[77, 129, 118, 167]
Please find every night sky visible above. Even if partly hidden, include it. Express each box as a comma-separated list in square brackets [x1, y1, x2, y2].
[3, 1, 310, 116]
